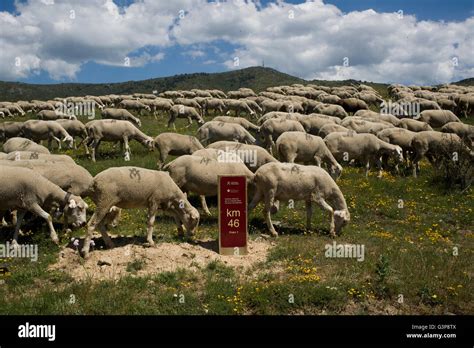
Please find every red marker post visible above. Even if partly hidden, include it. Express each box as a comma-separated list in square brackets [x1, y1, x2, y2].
[218, 175, 248, 255]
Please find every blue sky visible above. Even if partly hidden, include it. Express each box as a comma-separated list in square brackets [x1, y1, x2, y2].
[1, 0, 473, 85]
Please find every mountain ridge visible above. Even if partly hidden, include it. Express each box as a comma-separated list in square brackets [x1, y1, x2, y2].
[0, 66, 472, 102]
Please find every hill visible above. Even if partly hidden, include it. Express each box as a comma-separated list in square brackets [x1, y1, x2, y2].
[453, 77, 474, 86]
[0, 67, 391, 101]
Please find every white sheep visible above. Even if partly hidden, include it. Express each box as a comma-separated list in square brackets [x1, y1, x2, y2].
[249, 162, 350, 237]
[0, 165, 88, 246]
[164, 155, 254, 216]
[82, 167, 200, 258]
[276, 131, 342, 178]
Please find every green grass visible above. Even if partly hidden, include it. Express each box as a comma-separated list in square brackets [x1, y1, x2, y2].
[0, 106, 473, 315]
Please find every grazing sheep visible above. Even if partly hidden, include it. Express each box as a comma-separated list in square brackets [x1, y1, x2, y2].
[207, 140, 278, 171]
[342, 118, 394, 135]
[118, 100, 151, 115]
[84, 119, 155, 162]
[410, 131, 470, 177]
[21, 120, 74, 150]
[101, 108, 142, 127]
[324, 132, 403, 177]
[276, 131, 342, 178]
[0, 166, 88, 245]
[441, 122, 474, 144]
[55, 119, 88, 151]
[257, 111, 301, 125]
[338, 98, 369, 114]
[212, 116, 260, 132]
[168, 105, 205, 129]
[224, 99, 256, 117]
[164, 155, 254, 216]
[0, 108, 13, 118]
[154, 133, 204, 167]
[5, 151, 75, 164]
[297, 114, 338, 135]
[248, 162, 350, 237]
[416, 110, 461, 128]
[192, 148, 244, 163]
[0, 159, 93, 197]
[260, 118, 306, 154]
[314, 104, 348, 119]
[318, 124, 350, 138]
[37, 110, 76, 120]
[197, 121, 256, 145]
[205, 99, 226, 115]
[353, 110, 401, 126]
[0, 121, 24, 140]
[174, 98, 202, 113]
[3, 137, 50, 154]
[399, 118, 433, 132]
[81, 167, 200, 258]
[376, 128, 418, 163]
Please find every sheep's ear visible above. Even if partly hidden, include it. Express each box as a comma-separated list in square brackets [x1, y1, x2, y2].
[183, 192, 187, 198]
[68, 199, 77, 209]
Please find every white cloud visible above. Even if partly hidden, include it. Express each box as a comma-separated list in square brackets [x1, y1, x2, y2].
[172, 0, 474, 84]
[0, 0, 473, 84]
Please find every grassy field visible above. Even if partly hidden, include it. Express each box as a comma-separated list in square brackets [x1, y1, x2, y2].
[0, 110, 472, 315]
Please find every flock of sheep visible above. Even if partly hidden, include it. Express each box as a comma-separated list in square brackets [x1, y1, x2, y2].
[0, 82, 473, 258]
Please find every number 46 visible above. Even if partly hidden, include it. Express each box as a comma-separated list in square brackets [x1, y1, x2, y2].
[228, 219, 239, 228]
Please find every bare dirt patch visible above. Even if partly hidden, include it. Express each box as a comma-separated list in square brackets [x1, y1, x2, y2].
[49, 237, 273, 282]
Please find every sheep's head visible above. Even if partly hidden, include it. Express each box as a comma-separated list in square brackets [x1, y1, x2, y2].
[63, 135, 74, 149]
[333, 209, 350, 235]
[63, 195, 88, 228]
[392, 145, 404, 162]
[144, 137, 155, 151]
[176, 197, 200, 235]
[330, 164, 343, 180]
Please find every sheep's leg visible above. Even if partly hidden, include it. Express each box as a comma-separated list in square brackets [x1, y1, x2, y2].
[200, 195, 211, 216]
[82, 137, 90, 155]
[83, 206, 114, 257]
[123, 136, 130, 156]
[53, 136, 62, 150]
[411, 151, 423, 178]
[30, 203, 59, 245]
[90, 139, 98, 162]
[159, 149, 168, 167]
[146, 209, 157, 246]
[264, 189, 278, 237]
[313, 155, 322, 167]
[11, 210, 26, 247]
[97, 221, 114, 249]
[375, 156, 383, 178]
[173, 215, 185, 237]
[315, 197, 335, 237]
[364, 157, 370, 178]
[248, 188, 263, 211]
[185, 117, 193, 128]
[264, 134, 273, 155]
[305, 200, 313, 230]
